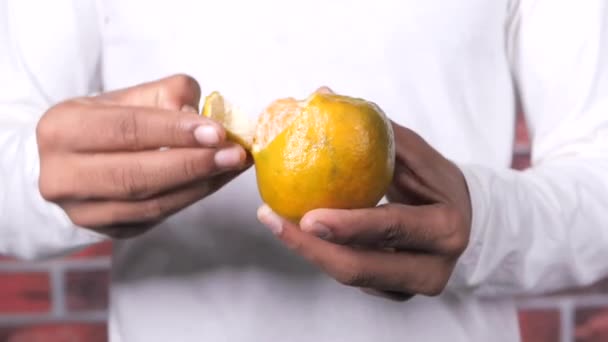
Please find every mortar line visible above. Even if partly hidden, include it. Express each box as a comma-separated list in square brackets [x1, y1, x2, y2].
[516, 298, 564, 309]
[560, 299, 574, 342]
[50, 263, 66, 318]
[0, 257, 111, 272]
[571, 294, 608, 306]
[0, 311, 108, 326]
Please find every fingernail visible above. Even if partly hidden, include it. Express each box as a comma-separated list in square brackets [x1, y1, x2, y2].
[214, 146, 244, 169]
[257, 205, 283, 234]
[194, 125, 220, 146]
[316, 86, 334, 94]
[181, 104, 199, 113]
[305, 222, 332, 240]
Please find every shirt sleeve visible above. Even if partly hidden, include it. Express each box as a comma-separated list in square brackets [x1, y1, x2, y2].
[0, 0, 109, 260]
[447, 0, 608, 297]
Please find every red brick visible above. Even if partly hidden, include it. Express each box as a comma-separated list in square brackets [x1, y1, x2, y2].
[0, 255, 16, 261]
[66, 270, 110, 312]
[0, 273, 50, 313]
[0, 323, 107, 342]
[67, 242, 112, 259]
[575, 307, 608, 342]
[518, 309, 560, 342]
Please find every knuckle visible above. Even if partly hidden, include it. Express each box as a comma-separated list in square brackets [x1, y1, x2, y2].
[140, 199, 166, 221]
[36, 117, 56, 146]
[112, 163, 149, 199]
[159, 74, 201, 110]
[38, 158, 68, 201]
[36, 102, 72, 146]
[444, 232, 469, 257]
[425, 273, 450, 297]
[424, 282, 446, 297]
[182, 152, 214, 179]
[439, 208, 469, 256]
[117, 110, 141, 149]
[170, 74, 200, 94]
[284, 234, 305, 252]
[419, 263, 452, 297]
[381, 221, 407, 248]
[336, 262, 374, 287]
[62, 203, 97, 229]
[436, 206, 454, 228]
[168, 119, 186, 145]
[182, 158, 200, 179]
[38, 176, 60, 201]
[67, 211, 92, 229]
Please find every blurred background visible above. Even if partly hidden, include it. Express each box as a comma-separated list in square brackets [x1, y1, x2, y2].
[1, 113, 607, 342]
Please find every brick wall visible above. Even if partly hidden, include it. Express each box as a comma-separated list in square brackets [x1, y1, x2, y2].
[1, 114, 607, 341]
[513, 114, 608, 342]
[0, 243, 110, 341]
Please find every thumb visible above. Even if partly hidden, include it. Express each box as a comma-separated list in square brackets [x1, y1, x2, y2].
[96, 74, 202, 112]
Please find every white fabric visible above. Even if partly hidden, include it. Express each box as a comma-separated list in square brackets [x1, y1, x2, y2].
[1, 0, 607, 341]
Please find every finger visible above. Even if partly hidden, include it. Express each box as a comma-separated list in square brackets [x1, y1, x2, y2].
[299, 204, 448, 252]
[386, 163, 434, 205]
[85, 222, 158, 239]
[47, 144, 249, 201]
[390, 159, 444, 205]
[386, 184, 425, 205]
[360, 288, 414, 302]
[391, 122, 465, 205]
[64, 170, 243, 231]
[50, 102, 226, 151]
[97, 74, 202, 111]
[257, 205, 450, 295]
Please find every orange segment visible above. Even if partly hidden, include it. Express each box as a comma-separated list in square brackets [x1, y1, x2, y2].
[252, 97, 303, 152]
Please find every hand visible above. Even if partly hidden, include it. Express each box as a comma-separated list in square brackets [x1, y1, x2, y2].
[37, 74, 251, 238]
[257, 121, 471, 300]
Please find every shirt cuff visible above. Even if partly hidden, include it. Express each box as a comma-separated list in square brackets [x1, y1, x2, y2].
[445, 163, 489, 293]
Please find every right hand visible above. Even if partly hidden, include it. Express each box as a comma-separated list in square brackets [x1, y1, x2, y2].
[36, 74, 250, 238]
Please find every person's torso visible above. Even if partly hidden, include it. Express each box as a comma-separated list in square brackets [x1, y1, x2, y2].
[86, 0, 521, 340]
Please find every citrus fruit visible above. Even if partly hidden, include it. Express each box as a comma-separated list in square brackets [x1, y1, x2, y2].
[202, 91, 256, 150]
[202, 89, 395, 222]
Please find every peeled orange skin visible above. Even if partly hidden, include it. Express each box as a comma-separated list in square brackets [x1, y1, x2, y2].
[253, 92, 395, 222]
[202, 91, 254, 150]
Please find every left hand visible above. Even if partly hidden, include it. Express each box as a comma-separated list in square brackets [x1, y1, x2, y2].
[257, 121, 472, 300]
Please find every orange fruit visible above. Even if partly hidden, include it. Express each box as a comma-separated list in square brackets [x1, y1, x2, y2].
[202, 91, 255, 150]
[202, 89, 395, 222]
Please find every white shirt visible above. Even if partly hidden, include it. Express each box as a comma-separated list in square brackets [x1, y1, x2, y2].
[1, 1, 608, 341]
